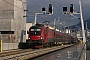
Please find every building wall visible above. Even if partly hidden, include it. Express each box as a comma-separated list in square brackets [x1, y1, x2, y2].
[14, 0, 26, 42]
[0, 0, 14, 19]
[0, 0, 26, 50]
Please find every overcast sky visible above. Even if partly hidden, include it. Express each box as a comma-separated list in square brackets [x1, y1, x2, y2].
[26, 0, 90, 27]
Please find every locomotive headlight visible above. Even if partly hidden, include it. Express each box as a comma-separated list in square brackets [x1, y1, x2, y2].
[40, 36, 43, 40]
[29, 37, 30, 39]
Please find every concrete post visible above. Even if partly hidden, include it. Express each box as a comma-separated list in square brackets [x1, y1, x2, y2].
[0, 40, 2, 52]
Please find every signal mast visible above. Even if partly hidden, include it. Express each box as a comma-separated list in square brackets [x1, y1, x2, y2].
[63, 0, 86, 43]
[34, 4, 53, 25]
[63, 0, 86, 59]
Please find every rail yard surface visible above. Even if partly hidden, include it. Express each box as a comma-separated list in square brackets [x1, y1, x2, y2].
[0, 44, 74, 60]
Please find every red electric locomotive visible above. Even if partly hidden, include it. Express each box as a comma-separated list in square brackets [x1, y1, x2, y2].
[27, 24, 55, 48]
[27, 24, 78, 48]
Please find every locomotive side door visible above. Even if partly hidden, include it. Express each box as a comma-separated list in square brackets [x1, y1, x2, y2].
[44, 29, 48, 43]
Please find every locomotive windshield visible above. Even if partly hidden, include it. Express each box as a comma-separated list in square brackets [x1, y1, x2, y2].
[31, 29, 41, 31]
[30, 28, 41, 35]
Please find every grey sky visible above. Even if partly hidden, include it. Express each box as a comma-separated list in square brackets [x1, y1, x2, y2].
[26, 0, 90, 26]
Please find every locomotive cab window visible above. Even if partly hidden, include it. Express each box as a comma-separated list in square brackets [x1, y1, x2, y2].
[31, 29, 41, 31]
[30, 28, 41, 35]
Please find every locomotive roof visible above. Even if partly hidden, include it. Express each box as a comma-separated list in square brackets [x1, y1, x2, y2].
[30, 24, 44, 29]
[30, 26, 42, 29]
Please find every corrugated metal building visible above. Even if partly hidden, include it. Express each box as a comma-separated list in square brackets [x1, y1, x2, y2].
[0, 0, 26, 50]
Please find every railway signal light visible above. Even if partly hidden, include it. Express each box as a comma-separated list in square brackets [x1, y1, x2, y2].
[63, 7, 67, 12]
[42, 7, 46, 14]
[70, 4, 74, 14]
[48, 4, 53, 15]
[63, 7, 67, 14]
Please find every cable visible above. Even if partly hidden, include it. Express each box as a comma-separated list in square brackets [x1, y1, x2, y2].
[49, 0, 73, 26]
[3, 0, 48, 21]
[30, 0, 50, 22]
[27, 0, 41, 15]
[3, 0, 23, 10]
[31, 0, 73, 27]
[3, 0, 72, 26]
[56, 0, 72, 22]
[31, 0, 41, 9]
[49, 0, 61, 13]
[26, 0, 50, 22]
[57, 0, 75, 28]
[3, 0, 32, 15]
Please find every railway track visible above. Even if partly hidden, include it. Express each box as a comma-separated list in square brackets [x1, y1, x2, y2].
[0, 49, 34, 57]
[0, 44, 74, 60]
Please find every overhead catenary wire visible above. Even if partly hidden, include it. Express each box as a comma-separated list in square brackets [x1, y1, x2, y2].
[2, 0, 39, 17]
[49, 0, 73, 26]
[26, 0, 51, 22]
[56, 0, 82, 25]
[27, 0, 41, 15]
[3, 0, 73, 26]
[3, 0, 34, 16]
[3, 0, 49, 22]
[30, 0, 50, 20]
[3, 0, 23, 10]
[30, 0, 73, 27]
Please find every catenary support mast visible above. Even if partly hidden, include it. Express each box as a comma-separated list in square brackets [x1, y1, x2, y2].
[79, 0, 86, 43]
[79, 0, 86, 60]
